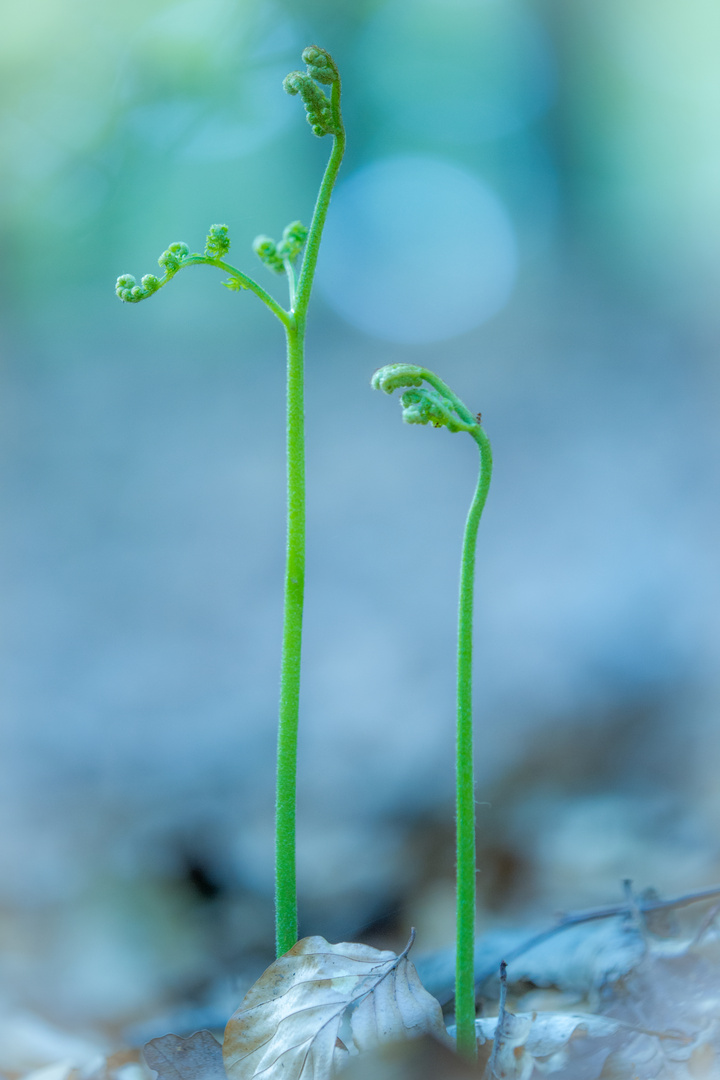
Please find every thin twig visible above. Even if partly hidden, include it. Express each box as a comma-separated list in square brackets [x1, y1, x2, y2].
[484, 961, 507, 1080]
[398, 927, 417, 961]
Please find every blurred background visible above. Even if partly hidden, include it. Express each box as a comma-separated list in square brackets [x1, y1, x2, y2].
[1, 0, 720, 1052]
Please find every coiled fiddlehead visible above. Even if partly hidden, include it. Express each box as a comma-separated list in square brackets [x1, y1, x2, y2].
[253, 221, 309, 275]
[371, 363, 482, 436]
[115, 273, 161, 303]
[302, 45, 339, 85]
[372, 363, 492, 1061]
[283, 46, 341, 137]
[204, 224, 230, 258]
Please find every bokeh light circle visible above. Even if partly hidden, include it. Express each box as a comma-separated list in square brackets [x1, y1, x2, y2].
[315, 155, 518, 343]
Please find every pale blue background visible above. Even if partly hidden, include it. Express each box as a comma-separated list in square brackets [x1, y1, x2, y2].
[1, 0, 719, 1037]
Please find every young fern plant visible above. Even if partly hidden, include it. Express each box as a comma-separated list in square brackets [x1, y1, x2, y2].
[115, 46, 345, 958]
[372, 364, 493, 1060]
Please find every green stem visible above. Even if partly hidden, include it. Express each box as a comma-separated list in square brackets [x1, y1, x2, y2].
[274, 79, 345, 958]
[182, 255, 292, 328]
[455, 425, 492, 1060]
[294, 80, 345, 316]
[284, 259, 297, 310]
[275, 318, 305, 956]
[422, 369, 477, 430]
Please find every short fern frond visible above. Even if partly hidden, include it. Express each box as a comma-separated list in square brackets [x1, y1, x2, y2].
[372, 361, 493, 1061]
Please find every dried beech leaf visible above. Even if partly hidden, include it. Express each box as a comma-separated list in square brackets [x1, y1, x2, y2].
[143, 1030, 225, 1080]
[605, 937, 720, 1034]
[484, 1008, 534, 1080]
[467, 1012, 628, 1079]
[223, 935, 446, 1080]
[595, 935, 720, 1078]
[351, 951, 447, 1052]
[475, 1012, 622, 1056]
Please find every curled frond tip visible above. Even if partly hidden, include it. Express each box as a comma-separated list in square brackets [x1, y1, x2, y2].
[301, 46, 339, 85]
[204, 224, 230, 258]
[371, 364, 425, 395]
[284, 46, 341, 137]
[253, 235, 285, 274]
[277, 220, 308, 263]
[372, 364, 480, 436]
[158, 241, 189, 274]
[254, 221, 308, 273]
[116, 272, 161, 303]
[116, 239, 191, 303]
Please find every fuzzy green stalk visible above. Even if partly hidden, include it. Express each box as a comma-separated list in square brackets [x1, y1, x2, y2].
[275, 69, 345, 958]
[371, 364, 493, 1059]
[274, 319, 305, 958]
[115, 47, 345, 960]
[455, 425, 492, 1058]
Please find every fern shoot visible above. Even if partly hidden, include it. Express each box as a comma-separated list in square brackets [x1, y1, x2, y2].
[115, 46, 346, 958]
[372, 364, 493, 1059]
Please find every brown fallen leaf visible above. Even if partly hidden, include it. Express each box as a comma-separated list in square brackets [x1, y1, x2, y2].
[143, 1030, 225, 1080]
[223, 933, 447, 1080]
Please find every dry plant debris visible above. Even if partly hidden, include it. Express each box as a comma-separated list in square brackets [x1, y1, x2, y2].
[8, 887, 720, 1080]
[461, 891, 720, 1080]
[143, 1032, 225, 1080]
[221, 932, 447, 1078]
